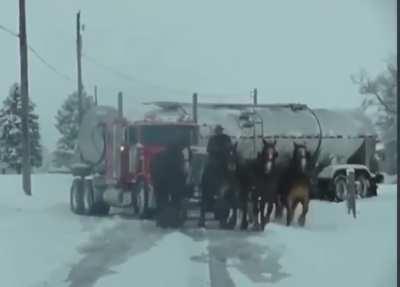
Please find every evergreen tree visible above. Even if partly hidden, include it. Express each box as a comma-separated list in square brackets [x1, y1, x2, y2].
[54, 91, 93, 167]
[0, 83, 42, 173]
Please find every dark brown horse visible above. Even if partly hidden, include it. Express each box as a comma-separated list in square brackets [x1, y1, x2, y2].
[276, 142, 312, 227]
[150, 141, 191, 228]
[199, 142, 240, 229]
[238, 139, 279, 230]
[252, 139, 280, 230]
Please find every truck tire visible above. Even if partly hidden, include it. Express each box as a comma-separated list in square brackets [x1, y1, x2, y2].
[82, 179, 110, 216]
[135, 180, 149, 219]
[356, 173, 370, 198]
[82, 179, 94, 215]
[70, 178, 84, 214]
[333, 174, 347, 202]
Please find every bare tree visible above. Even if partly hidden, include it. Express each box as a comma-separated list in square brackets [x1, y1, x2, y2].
[352, 56, 397, 174]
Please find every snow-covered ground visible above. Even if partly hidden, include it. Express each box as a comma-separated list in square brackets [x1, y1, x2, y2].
[0, 174, 396, 287]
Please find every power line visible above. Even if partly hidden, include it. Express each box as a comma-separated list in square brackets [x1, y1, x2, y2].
[83, 54, 191, 95]
[0, 23, 72, 82]
[1, 23, 253, 101]
[83, 54, 250, 100]
[28, 46, 72, 81]
[0, 24, 18, 37]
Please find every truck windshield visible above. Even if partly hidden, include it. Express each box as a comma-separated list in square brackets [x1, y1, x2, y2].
[140, 125, 195, 146]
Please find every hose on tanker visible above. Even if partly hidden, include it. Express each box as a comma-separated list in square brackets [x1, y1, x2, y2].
[289, 104, 323, 168]
[305, 106, 323, 168]
[302, 106, 323, 198]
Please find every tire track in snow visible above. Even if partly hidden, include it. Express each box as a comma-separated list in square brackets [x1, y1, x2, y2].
[187, 228, 289, 287]
[66, 218, 168, 287]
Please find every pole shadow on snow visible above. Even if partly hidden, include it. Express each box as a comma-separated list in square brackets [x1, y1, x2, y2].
[185, 229, 290, 287]
[65, 218, 169, 287]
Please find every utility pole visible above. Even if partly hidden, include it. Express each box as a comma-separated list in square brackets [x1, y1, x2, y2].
[19, 0, 31, 196]
[192, 93, 198, 123]
[94, 85, 98, 106]
[192, 93, 199, 144]
[253, 88, 258, 106]
[118, 91, 123, 118]
[76, 11, 83, 124]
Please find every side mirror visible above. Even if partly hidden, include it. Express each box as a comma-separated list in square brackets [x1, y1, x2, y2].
[375, 173, 384, 184]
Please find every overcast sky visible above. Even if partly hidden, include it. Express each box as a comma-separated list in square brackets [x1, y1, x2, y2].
[0, 0, 396, 150]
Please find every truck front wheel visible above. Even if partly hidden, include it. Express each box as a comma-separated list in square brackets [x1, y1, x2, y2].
[135, 180, 149, 219]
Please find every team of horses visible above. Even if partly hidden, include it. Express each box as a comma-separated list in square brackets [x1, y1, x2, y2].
[150, 139, 314, 230]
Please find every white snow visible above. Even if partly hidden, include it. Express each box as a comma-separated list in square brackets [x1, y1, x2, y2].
[0, 174, 118, 287]
[95, 231, 210, 287]
[0, 174, 396, 287]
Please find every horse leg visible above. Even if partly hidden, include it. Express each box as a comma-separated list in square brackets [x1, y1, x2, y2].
[240, 189, 249, 230]
[251, 191, 260, 230]
[286, 195, 294, 227]
[198, 182, 207, 227]
[274, 193, 283, 220]
[263, 198, 273, 230]
[156, 186, 169, 228]
[227, 188, 239, 229]
[259, 197, 266, 230]
[298, 195, 310, 227]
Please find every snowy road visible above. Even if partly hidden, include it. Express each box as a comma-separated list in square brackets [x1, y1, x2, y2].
[0, 174, 396, 287]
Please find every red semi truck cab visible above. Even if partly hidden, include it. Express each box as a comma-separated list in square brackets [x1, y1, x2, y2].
[118, 120, 198, 186]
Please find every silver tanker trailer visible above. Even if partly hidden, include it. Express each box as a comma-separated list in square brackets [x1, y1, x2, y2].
[144, 101, 384, 202]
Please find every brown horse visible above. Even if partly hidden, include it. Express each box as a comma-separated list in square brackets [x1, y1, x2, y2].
[276, 142, 312, 227]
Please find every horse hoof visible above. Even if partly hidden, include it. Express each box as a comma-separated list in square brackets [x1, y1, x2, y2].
[298, 218, 306, 227]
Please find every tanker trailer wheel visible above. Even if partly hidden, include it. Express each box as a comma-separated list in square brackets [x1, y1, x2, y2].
[356, 173, 370, 198]
[82, 179, 110, 216]
[333, 174, 347, 202]
[82, 179, 95, 215]
[70, 178, 84, 214]
[135, 180, 149, 219]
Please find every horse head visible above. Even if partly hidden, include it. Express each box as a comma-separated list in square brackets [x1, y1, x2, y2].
[292, 141, 311, 173]
[259, 139, 279, 175]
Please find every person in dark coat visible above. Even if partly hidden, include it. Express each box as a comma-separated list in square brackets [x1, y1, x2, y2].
[206, 125, 232, 167]
[200, 125, 233, 219]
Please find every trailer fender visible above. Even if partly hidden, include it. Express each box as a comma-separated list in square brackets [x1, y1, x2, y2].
[317, 164, 372, 180]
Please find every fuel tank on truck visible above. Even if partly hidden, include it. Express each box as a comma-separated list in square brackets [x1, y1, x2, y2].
[77, 106, 120, 168]
[187, 104, 376, 168]
[138, 102, 377, 168]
